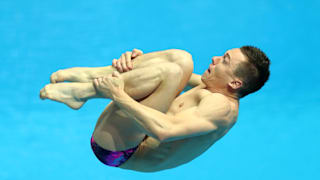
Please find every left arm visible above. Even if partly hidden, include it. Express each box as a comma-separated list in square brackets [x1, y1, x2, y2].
[184, 73, 203, 91]
[93, 72, 173, 140]
[112, 90, 230, 142]
[94, 72, 230, 142]
[113, 90, 173, 141]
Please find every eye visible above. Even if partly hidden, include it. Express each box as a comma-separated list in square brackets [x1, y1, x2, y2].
[223, 55, 229, 65]
[223, 56, 227, 64]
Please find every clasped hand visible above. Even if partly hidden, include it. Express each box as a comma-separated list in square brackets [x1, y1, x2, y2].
[93, 71, 124, 100]
[94, 48, 143, 99]
[112, 48, 143, 73]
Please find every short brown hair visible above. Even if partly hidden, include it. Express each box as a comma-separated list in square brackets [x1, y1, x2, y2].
[234, 46, 270, 98]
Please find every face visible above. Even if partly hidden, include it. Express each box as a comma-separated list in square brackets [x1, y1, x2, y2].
[201, 48, 247, 89]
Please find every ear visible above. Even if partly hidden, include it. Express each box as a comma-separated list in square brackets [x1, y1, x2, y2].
[228, 79, 243, 90]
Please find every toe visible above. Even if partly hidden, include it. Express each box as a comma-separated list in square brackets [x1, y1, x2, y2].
[50, 70, 64, 83]
[50, 74, 56, 83]
[40, 88, 46, 99]
[50, 71, 58, 83]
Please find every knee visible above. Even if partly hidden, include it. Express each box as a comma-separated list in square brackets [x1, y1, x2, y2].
[166, 49, 194, 76]
[158, 63, 184, 80]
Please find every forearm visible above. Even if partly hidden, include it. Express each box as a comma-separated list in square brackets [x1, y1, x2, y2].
[183, 73, 202, 91]
[112, 90, 171, 141]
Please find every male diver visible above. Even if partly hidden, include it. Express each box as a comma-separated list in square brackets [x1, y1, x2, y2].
[40, 46, 270, 172]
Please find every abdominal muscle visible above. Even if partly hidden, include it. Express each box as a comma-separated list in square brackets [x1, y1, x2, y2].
[93, 85, 236, 171]
[119, 87, 229, 172]
[92, 102, 148, 151]
[120, 128, 227, 172]
[120, 87, 237, 172]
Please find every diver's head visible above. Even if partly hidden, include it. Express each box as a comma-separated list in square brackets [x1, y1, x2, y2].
[201, 46, 270, 99]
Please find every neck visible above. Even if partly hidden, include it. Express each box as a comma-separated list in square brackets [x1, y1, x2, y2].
[204, 85, 239, 101]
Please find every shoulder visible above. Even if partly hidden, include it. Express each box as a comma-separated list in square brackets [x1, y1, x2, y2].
[198, 92, 231, 111]
[197, 93, 232, 125]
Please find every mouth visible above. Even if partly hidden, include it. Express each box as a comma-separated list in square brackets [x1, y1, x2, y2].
[207, 64, 213, 73]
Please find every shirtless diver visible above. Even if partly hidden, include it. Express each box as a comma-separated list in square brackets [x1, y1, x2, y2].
[40, 46, 270, 172]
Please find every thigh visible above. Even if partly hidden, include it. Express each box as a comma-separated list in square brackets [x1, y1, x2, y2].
[93, 62, 192, 151]
[137, 62, 187, 113]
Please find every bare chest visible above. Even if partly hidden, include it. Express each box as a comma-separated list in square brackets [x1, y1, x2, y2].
[166, 87, 210, 116]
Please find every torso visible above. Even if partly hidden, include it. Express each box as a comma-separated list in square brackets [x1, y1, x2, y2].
[120, 84, 239, 172]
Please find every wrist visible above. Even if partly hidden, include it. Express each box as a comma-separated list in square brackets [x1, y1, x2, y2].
[112, 89, 129, 102]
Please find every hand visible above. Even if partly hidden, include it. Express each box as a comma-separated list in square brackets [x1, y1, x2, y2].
[112, 48, 143, 73]
[93, 71, 124, 100]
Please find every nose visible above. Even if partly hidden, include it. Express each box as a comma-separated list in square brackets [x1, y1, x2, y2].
[211, 57, 215, 65]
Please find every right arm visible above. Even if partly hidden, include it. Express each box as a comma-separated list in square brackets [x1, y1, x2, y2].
[113, 49, 203, 92]
[183, 73, 203, 91]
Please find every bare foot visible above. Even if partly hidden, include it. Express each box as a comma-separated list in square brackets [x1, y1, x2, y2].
[50, 69, 90, 83]
[50, 66, 116, 83]
[40, 83, 93, 110]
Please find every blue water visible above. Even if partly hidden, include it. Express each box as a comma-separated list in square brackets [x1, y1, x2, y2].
[1, 0, 319, 179]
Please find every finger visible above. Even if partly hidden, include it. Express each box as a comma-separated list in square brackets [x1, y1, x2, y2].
[116, 60, 123, 73]
[102, 76, 110, 86]
[132, 49, 137, 58]
[93, 78, 99, 88]
[114, 59, 122, 72]
[121, 53, 129, 72]
[112, 59, 117, 68]
[125, 52, 133, 70]
[112, 71, 120, 77]
[132, 49, 143, 58]
[132, 49, 138, 58]
[136, 49, 143, 54]
[98, 77, 103, 86]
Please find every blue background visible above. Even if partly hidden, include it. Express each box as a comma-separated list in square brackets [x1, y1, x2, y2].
[1, 0, 319, 179]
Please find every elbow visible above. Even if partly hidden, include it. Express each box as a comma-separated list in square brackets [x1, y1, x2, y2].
[157, 134, 167, 143]
[151, 118, 175, 142]
[158, 129, 176, 143]
[154, 130, 169, 143]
